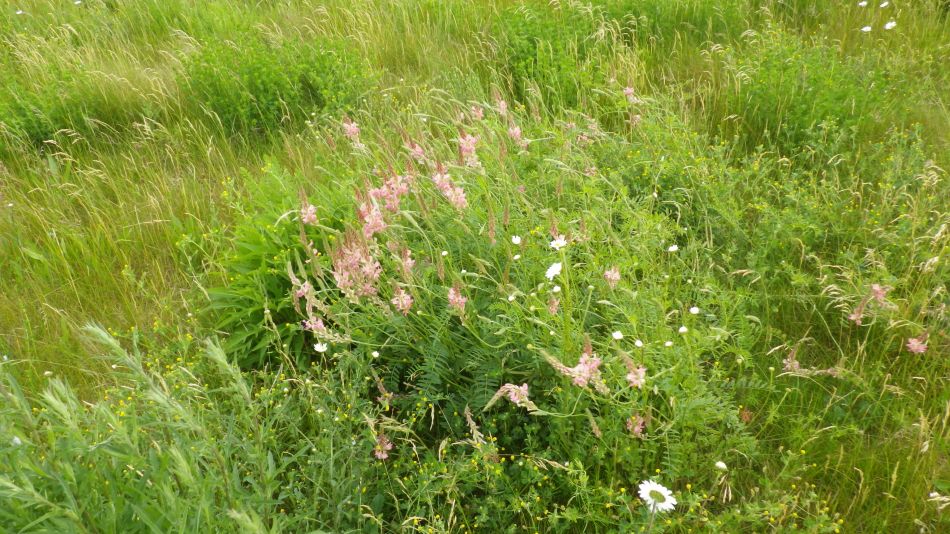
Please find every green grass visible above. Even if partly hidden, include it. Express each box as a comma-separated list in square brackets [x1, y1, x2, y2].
[1, 0, 948, 531]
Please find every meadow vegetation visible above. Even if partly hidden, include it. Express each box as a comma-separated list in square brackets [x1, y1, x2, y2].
[1, 0, 948, 532]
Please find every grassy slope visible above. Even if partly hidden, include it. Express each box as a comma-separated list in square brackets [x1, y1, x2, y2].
[1, 0, 948, 531]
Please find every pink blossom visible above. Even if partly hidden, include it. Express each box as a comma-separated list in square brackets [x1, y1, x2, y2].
[294, 280, 313, 299]
[626, 366, 646, 389]
[906, 336, 928, 354]
[547, 298, 560, 314]
[458, 133, 480, 167]
[391, 287, 413, 315]
[604, 267, 621, 288]
[448, 284, 467, 313]
[342, 118, 364, 149]
[374, 433, 393, 460]
[357, 201, 387, 238]
[626, 414, 646, 438]
[332, 234, 382, 299]
[623, 86, 643, 105]
[870, 283, 890, 304]
[471, 105, 484, 120]
[497, 99, 508, 116]
[782, 355, 801, 372]
[508, 125, 528, 149]
[302, 316, 326, 333]
[369, 174, 411, 213]
[506, 383, 529, 405]
[486, 383, 538, 411]
[405, 141, 426, 163]
[848, 296, 869, 326]
[431, 166, 467, 210]
[399, 248, 415, 278]
[300, 203, 318, 226]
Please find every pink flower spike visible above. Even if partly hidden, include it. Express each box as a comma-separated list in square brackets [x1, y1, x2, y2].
[374, 433, 393, 460]
[870, 283, 890, 304]
[626, 366, 646, 389]
[300, 203, 318, 226]
[906, 336, 928, 354]
[497, 99, 508, 116]
[627, 414, 646, 438]
[448, 284, 467, 313]
[604, 267, 621, 288]
[391, 287, 413, 315]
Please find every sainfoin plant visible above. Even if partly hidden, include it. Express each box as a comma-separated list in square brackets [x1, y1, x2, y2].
[199, 99, 860, 531]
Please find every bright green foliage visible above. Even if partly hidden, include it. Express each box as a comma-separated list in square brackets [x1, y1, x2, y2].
[1, 0, 949, 532]
[184, 36, 371, 134]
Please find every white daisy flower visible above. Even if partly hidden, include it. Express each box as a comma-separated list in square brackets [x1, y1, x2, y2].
[371, 351, 380, 358]
[550, 235, 568, 250]
[664, 341, 674, 347]
[513, 254, 521, 260]
[879, 1, 889, 6]
[634, 339, 644, 348]
[858, 1, 867, 6]
[16, 10, 25, 15]
[441, 250, 448, 257]
[511, 235, 522, 245]
[638, 480, 677, 513]
[313, 342, 328, 353]
[884, 20, 896, 30]
[551, 285, 561, 293]
[667, 244, 679, 252]
[11, 436, 22, 446]
[508, 294, 516, 302]
[861, 25, 872, 32]
[678, 326, 688, 334]
[715, 461, 728, 471]
[612, 331, 624, 340]
[689, 306, 700, 314]
[545, 262, 562, 280]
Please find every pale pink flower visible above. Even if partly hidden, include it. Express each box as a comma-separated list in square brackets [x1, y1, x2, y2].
[300, 203, 318, 226]
[448, 284, 467, 313]
[399, 248, 415, 277]
[626, 366, 647, 389]
[294, 280, 313, 299]
[391, 287, 413, 315]
[870, 283, 890, 304]
[486, 383, 539, 411]
[302, 316, 326, 333]
[374, 433, 393, 460]
[431, 166, 467, 210]
[332, 233, 382, 299]
[848, 296, 869, 326]
[548, 298, 560, 314]
[368, 174, 411, 213]
[604, 267, 621, 288]
[497, 99, 508, 116]
[406, 141, 426, 163]
[782, 355, 801, 372]
[458, 133, 480, 167]
[506, 383, 529, 405]
[357, 201, 387, 238]
[548, 352, 604, 389]
[906, 336, 928, 354]
[471, 105, 484, 120]
[508, 125, 528, 149]
[626, 414, 647, 438]
[342, 118, 364, 148]
[623, 86, 643, 105]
